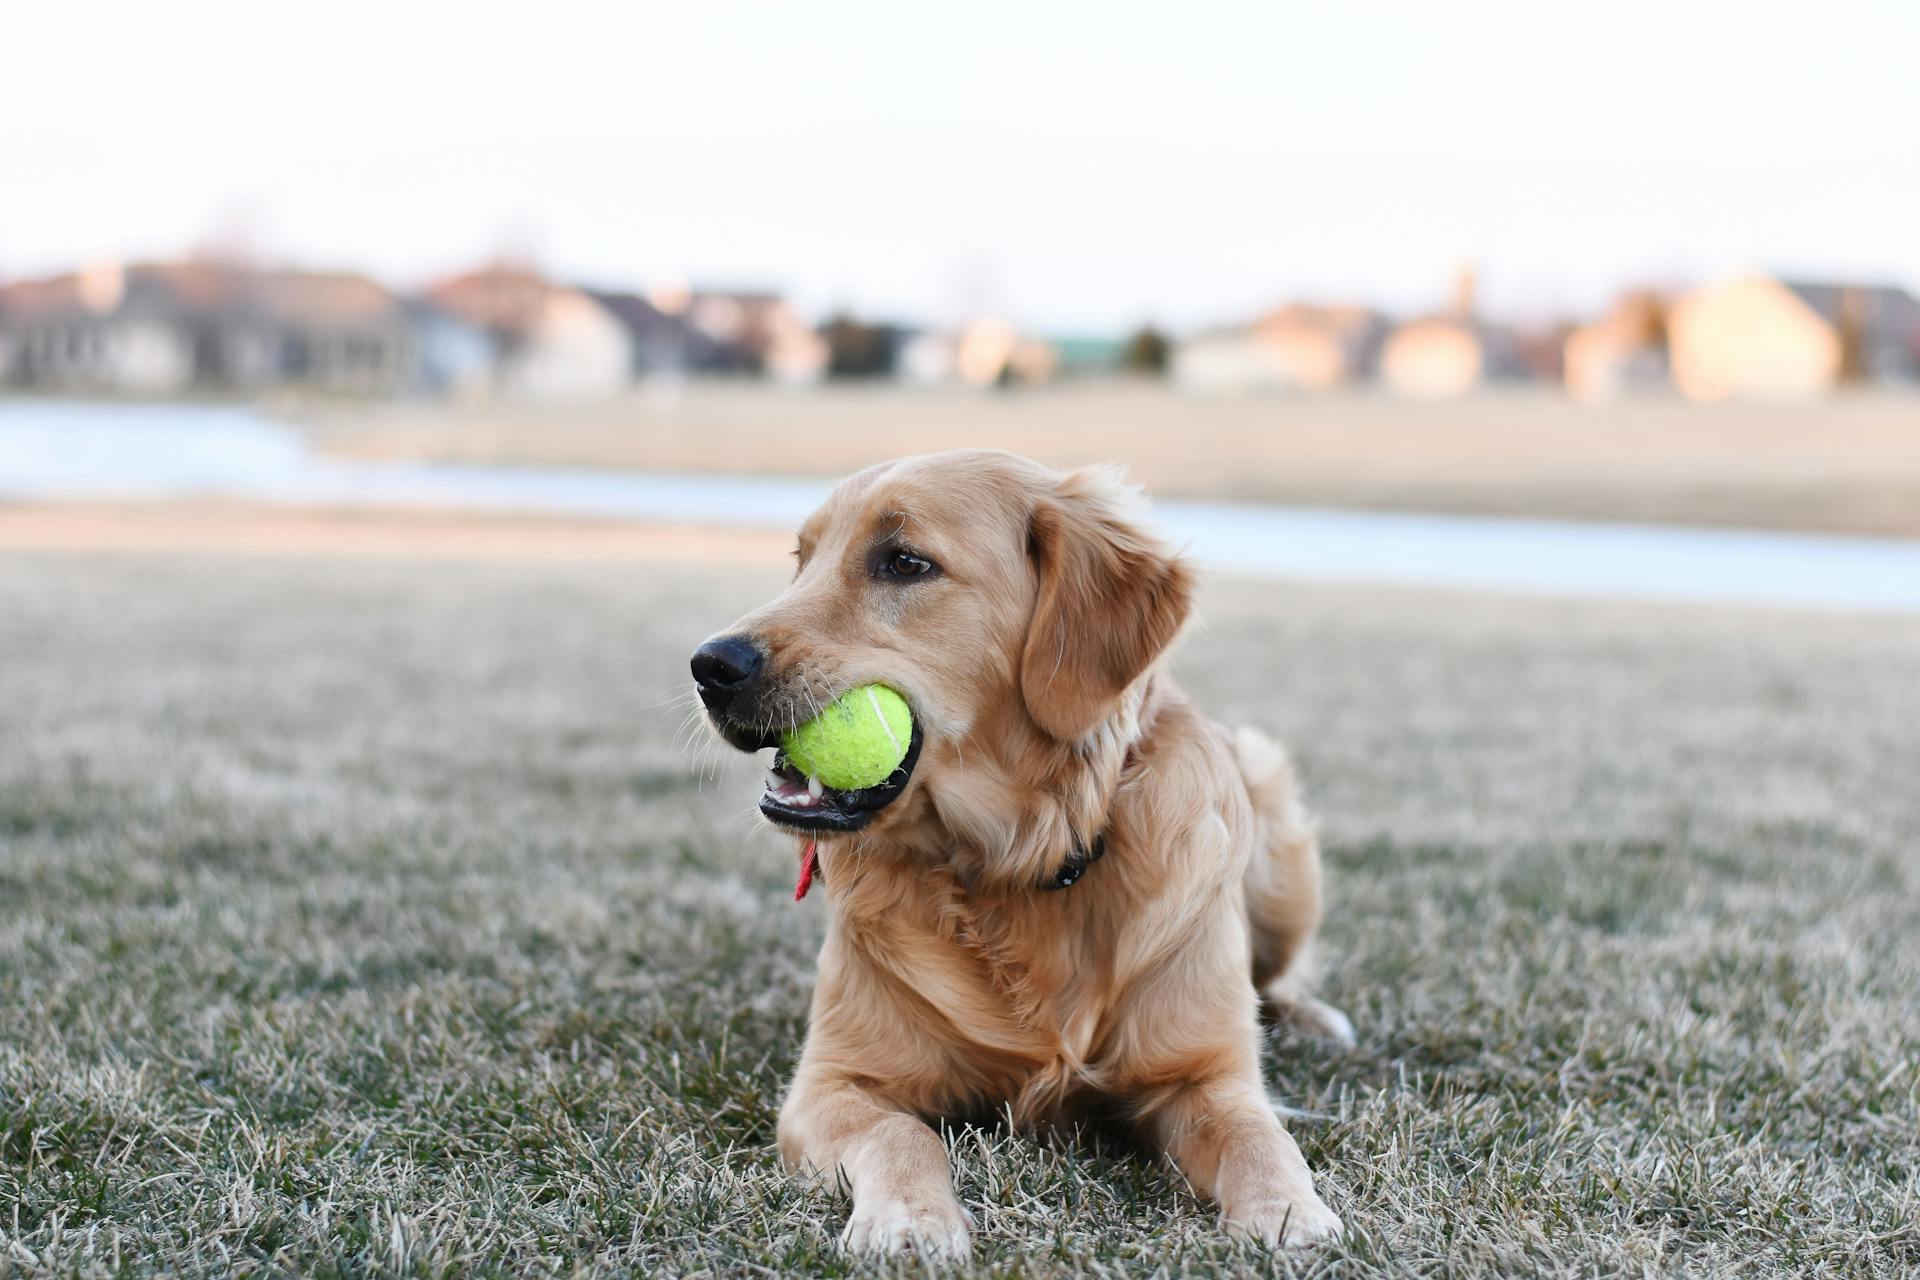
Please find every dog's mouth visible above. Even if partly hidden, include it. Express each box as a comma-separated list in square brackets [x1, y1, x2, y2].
[758, 723, 923, 834]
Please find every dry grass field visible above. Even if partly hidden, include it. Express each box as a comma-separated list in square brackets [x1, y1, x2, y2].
[302, 384, 1920, 537]
[3, 547, 1919, 1277]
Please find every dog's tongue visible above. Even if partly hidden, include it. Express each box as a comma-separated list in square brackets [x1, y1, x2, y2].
[794, 839, 820, 901]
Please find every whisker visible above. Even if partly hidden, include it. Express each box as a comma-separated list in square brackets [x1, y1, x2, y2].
[645, 684, 701, 712]
[674, 713, 710, 757]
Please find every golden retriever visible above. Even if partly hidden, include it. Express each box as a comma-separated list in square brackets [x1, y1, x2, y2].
[691, 449, 1350, 1257]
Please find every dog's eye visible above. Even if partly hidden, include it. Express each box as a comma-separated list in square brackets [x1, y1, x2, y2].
[886, 550, 935, 578]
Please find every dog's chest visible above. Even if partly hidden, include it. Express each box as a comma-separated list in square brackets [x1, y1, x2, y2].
[907, 898, 1123, 1101]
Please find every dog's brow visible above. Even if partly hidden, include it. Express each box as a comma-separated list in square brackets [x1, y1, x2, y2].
[871, 510, 911, 544]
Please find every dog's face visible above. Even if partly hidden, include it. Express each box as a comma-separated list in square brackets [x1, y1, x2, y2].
[692, 449, 1192, 839]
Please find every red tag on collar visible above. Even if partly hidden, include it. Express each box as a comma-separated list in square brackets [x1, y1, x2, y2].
[794, 840, 820, 900]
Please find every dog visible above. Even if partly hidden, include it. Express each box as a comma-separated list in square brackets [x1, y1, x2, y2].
[691, 449, 1351, 1257]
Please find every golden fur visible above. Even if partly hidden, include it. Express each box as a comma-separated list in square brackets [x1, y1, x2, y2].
[699, 449, 1350, 1256]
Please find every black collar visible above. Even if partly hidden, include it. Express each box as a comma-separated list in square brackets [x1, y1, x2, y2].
[1042, 831, 1106, 890]
[1040, 736, 1140, 891]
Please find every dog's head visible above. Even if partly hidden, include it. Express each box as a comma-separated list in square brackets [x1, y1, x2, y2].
[692, 450, 1193, 845]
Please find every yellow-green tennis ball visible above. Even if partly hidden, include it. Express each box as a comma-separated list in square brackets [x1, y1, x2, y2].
[781, 684, 913, 791]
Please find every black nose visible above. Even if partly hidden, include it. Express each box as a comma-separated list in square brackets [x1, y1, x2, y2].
[691, 635, 764, 710]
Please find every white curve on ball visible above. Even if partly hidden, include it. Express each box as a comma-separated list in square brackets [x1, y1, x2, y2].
[868, 687, 903, 757]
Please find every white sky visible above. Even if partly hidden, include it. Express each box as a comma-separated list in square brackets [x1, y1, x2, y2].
[4, 0, 1916, 331]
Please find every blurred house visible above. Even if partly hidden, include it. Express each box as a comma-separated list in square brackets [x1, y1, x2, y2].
[1563, 290, 1669, 400]
[586, 290, 713, 379]
[428, 269, 631, 400]
[952, 319, 1057, 386]
[428, 271, 830, 393]
[1172, 329, 1284, 392]
[1378, 315, 1530, 398]
[1254, 305, 1384, 389]
[1049, 335, 1126, 378]
[404, 300, 494, 398]
[251, 270, 419, 395]
[1668, 275, 1920, 401]
[509, 292, 633, 401]
[681, 290, 827, 384]
[1005, 337, 1060, 384]
[1171, 304, 1383, 392]
[897, 331, 958, 385]
[0, 262, 197, 393]
[0, 261, 416, 395]
[1379, 262, 1532, 398]
[1172, 328, 1287, 392]
[1509, 322, 1573, 385]
[820, 314, 911, 379]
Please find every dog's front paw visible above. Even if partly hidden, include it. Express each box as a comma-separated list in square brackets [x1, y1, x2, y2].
[1225, 1192, 1344, 1248]
[840, 1196, 972, 1259]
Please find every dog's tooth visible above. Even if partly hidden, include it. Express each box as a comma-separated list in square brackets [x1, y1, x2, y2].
[807, 775, 823, 799]
[766, 768, 786, 790]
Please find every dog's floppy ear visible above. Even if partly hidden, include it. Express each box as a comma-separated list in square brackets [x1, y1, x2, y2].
[1021, 466, 1195, 743]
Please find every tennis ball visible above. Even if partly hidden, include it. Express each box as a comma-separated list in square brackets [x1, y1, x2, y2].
[781, 684, 913, 791]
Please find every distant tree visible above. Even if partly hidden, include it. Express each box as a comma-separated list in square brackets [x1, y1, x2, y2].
[1122, 325, 1170, 376]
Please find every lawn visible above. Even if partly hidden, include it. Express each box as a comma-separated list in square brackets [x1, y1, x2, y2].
[2, 551, 1917, 1277]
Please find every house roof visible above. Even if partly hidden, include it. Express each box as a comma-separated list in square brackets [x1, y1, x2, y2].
[0, 274, 87, 316]
[584, 289, 763, 372]
[1253, 304, 1384, 340]
[691, 288, 783, 307]
[586, 290, 689, 340]
[253, 270, 401, 325]
[1782, 281, 1920, 345]
[426, 268, 553, 336]
[1578, 289, 1668, 348]
[0, 262, 401, 326]
[0, 264, 239, 318]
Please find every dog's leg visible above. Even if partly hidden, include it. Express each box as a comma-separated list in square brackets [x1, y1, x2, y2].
[1147, 1072, 1343, 1247]
[778, 1072, 971, 1259]
[1234, 726, 1355, 1047]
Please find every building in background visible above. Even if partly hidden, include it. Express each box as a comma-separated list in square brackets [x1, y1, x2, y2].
[1171, 327, 1289, 392]
[895, 330, 957, 385]
[1378, 263, 1530, 398]
[1669, 275, 1920, 401]
[0, 261, 416, 396]
[1171, 303, 1382, 392]
[0, 262, 198, 394]
[680, 290, 826, 385]
[948, 318, 1057, 386]
[586, 290, 709, 380]
[0, 257, 835, 401]
[404, 300, 494, 398]
[1251, 304, 1384, 390]
[1379, 315, 1530, 398]
[11, 252, 1920, 405]
[1049, 335, 1126, 379]
[428, 268, 632, 400]
[250, 270, 418, 395]
[1563, 289, 1670, 400]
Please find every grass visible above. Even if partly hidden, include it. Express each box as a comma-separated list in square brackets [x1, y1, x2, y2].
[2, 550, 1918, 1278]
